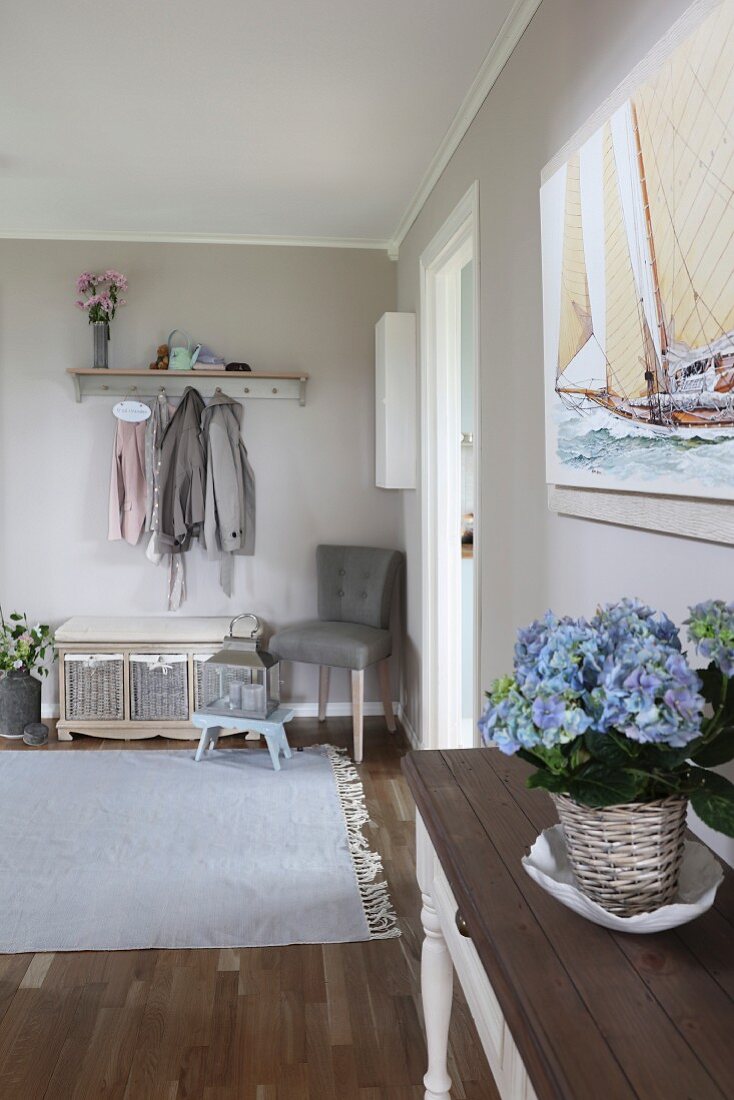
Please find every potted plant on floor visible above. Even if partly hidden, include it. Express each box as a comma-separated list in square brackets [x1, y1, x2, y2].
[479, 598, 734, 916]
[0, 611, 54, 739]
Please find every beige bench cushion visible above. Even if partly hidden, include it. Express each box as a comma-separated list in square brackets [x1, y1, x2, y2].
[55, 616, 232, 644]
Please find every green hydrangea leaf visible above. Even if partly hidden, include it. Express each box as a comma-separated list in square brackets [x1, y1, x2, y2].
[691, 726, 734, 768]
[516, 748, 542, 767]
[698, 661, 721, 703]
[645, 743, 695, 770]
[690, 770, 734, 837]
[584, 731, 631, 768]
[526, 770, 568, 793]
[699, 663, 734, 719]
[567, 765, 646, 808]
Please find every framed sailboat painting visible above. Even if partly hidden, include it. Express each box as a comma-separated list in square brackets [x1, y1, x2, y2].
[541, 0, 734, 505]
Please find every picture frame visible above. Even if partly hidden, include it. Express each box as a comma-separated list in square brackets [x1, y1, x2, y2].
[541, 0, 734, 543]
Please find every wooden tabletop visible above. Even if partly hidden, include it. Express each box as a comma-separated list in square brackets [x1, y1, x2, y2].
[403, 748, 734, 1100]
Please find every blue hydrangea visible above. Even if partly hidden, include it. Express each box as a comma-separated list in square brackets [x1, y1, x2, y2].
[590, 639, 703, 747]
[514, 613, 607, 698]
[479, 598, 704, 756]
[478, 678, 592, 755]
[686, 600, 734, 677]
[591, 597, 681, 650]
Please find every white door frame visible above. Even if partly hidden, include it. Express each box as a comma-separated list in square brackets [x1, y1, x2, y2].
[420, 182, 481, 752]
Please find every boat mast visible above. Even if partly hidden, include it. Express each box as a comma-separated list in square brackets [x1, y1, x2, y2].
[631, 100, 668, 422]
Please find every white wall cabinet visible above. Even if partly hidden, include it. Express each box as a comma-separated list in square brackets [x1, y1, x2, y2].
[375, 312, 416, 489]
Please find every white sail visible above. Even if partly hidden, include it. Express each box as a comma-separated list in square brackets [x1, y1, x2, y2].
[633, 1, 734, 363]
[557, 152, 593, 378]
[602, 121, 653, 400]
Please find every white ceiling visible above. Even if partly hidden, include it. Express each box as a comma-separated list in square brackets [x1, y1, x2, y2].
[1, 0, 520, 247]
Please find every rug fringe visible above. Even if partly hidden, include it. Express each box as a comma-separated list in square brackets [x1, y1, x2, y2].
[322, 746, 401, 940]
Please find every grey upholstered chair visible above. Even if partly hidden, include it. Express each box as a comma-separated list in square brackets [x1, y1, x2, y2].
[270, 545, 403, 763]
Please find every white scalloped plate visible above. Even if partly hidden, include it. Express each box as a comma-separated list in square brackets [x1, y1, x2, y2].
[522, 825, 724, 933]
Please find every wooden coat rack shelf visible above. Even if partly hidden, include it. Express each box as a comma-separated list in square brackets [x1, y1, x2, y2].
[68, 368, 309, 405]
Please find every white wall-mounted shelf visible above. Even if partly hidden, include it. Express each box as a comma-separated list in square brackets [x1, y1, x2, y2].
[68, 368, 309, 405]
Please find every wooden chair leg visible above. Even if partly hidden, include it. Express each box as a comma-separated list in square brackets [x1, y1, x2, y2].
[351, 669, 364, 763]
[318, 665, 330, 723]
[378, 658, 397, 732]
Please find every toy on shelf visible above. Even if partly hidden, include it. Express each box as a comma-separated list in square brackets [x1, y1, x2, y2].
[149, 344, 169, 370]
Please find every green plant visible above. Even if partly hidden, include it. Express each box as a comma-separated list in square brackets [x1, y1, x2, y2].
[0, 609, 54, 678]
[479, 599, 734, 837]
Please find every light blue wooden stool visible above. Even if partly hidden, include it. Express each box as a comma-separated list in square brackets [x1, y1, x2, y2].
[192, 707, 295, 771]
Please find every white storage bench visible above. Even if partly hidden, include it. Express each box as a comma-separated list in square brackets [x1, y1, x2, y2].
[56, 617, 235, 742]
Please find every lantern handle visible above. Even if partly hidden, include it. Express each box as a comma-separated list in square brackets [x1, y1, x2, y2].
[228, 613, 262, 639]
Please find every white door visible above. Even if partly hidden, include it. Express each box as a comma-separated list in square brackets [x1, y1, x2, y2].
[420, 184, 481, 751]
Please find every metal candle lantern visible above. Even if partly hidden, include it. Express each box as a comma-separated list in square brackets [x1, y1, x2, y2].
[199, 614, 280, 719]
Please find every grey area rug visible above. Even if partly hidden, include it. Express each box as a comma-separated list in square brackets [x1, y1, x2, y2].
[0, 746, 399, 952]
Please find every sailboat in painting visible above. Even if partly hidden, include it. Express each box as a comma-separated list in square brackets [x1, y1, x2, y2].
[555, 2, 734, 433]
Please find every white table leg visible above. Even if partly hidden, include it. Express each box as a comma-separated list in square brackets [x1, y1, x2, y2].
[264, 729, 282, 770]
[194, 727, 210, 762]
[421, 891, 453, 1100]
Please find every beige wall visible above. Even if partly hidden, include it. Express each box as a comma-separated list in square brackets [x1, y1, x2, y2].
[396, 0, 733, 861]
[0, 240, 399, 711]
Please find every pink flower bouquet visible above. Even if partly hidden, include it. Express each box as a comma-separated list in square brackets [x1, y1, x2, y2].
[75, 270, 128, 324]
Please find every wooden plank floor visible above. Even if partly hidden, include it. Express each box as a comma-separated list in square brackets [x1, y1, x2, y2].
[0, 717, 495, 1099]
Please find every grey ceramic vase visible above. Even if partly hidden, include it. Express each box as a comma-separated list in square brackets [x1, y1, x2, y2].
[92, 320, 109, 368]
[0, 671, 42, 739]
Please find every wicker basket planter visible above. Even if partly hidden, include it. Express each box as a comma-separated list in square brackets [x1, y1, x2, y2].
[553, 794, 688, 916]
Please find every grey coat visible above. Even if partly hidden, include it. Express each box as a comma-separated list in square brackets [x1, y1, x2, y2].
[157, 387, 206, 554]
[201, 391, 255, 593]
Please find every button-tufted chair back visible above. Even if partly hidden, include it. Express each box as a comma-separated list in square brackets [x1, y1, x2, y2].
[316, 545, 402, 630]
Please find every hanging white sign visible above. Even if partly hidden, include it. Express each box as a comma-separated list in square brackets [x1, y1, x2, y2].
[113, 400, 151, 422]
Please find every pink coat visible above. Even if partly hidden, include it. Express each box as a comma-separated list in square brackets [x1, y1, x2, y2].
[108, 419, 147, 545]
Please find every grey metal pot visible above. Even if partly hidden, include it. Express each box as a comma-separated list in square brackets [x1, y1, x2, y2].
[92, 320, 109, 368]
[0, 671, 42, 739]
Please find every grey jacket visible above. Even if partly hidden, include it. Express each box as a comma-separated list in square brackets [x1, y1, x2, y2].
[157, 387, 206, 554]
[201, 392, 255, 588]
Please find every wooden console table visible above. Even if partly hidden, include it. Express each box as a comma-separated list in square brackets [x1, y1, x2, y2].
[403, 748, 734, 1100]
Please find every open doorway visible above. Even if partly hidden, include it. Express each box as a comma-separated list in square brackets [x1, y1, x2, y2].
[460, 258, 476, 748]
[420, 183, 480, 752]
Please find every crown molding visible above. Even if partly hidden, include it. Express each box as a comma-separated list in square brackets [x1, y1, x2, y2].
[0, 228, 392, 251]
[388, 0, 542, 258]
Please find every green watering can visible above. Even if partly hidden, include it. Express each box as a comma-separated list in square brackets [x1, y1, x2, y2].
[168, 329, 201, 371]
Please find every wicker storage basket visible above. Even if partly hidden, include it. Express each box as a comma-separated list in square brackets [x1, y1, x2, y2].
[130, 654, 188, 721]
[194, 655, 252, 710]
[553, 794, 687, 916]
[64, 654, 124, 721]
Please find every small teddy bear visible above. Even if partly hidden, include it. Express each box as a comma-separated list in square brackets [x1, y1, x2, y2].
[149, 343, 169, 370]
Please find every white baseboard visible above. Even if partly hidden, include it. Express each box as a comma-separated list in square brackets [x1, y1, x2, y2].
[284, 701, 402, 719]
[41, 701, 401, 721]
[397, 703, 421, 750]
